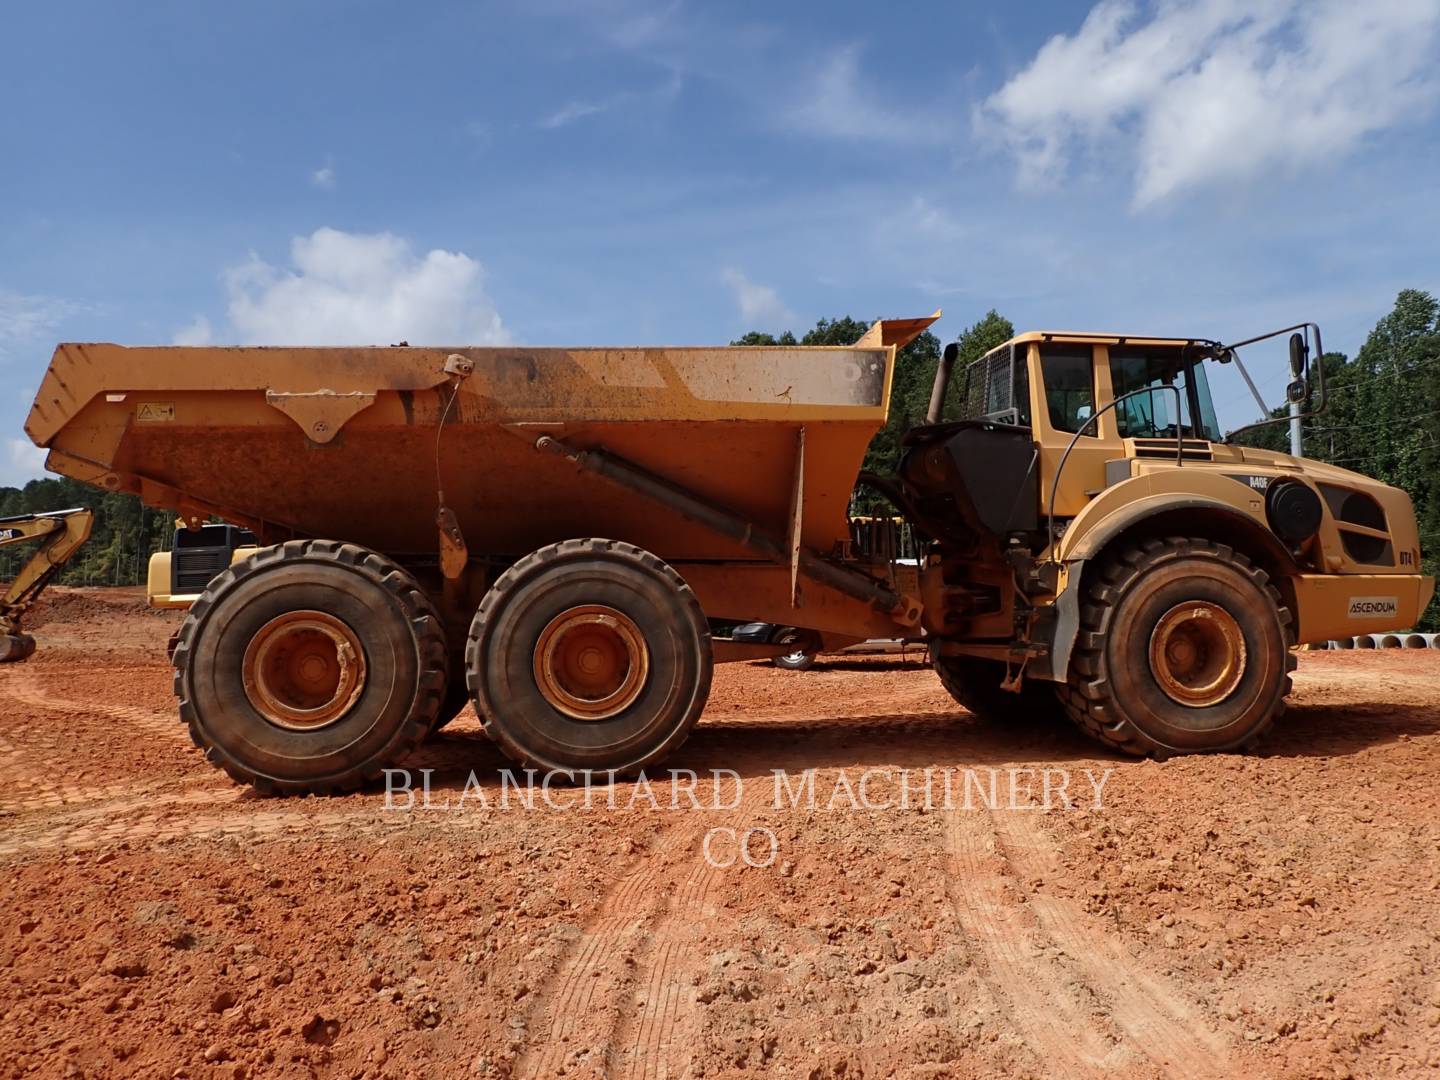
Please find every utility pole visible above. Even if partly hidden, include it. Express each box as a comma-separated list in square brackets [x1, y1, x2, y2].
[1289, 400, 1302, 457]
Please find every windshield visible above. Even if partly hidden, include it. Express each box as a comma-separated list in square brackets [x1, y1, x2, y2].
[1108, 346, 1222, 442]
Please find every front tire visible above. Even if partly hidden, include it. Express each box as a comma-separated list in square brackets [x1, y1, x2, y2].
[465, 539, 712, 775]
[173, 540, 446, 794]
[1058, 537, 1294, 757]
[930, 651, 1063, 723]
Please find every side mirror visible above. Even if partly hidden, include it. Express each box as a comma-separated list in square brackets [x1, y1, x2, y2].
[1288, 332, 1309, 378]
[1286, 379, 1308, 404]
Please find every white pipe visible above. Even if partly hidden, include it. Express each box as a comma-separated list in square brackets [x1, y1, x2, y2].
[1379, 634, 1403, 649]
[1331, 636, 1354, 649]
[1403, 634, 1429, 649]
[1355, 635, 1376, 649]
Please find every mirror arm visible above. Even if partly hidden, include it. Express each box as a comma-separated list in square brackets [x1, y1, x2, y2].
[1218, 320, 1330, 443]
[1231, 351, 1271, 417]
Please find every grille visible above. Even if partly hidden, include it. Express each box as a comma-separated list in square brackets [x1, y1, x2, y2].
[961, 344, 1019, 424]
[1132, 438, 1213, 461]
[1317, 484, 1393, 566]
[175, 548, 230, 591]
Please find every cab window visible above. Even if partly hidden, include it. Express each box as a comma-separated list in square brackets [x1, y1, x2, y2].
[1109, 346, 1220, 441]
[1038, 346, 1095, 434]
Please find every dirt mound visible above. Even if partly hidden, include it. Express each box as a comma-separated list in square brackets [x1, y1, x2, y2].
[23, 586, 167, 629]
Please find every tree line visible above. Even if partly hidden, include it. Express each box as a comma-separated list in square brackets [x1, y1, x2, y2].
[3, 292, 1436, 628]
[0, 479, 176, 588]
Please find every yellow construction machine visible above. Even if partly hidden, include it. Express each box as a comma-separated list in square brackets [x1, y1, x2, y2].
[21, 316, 1433, 791]
[0, 508, 94, 661]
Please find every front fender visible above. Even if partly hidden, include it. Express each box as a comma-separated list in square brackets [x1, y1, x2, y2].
[1032, 473, 1298, 683]
[1057, 471, 1292, 566]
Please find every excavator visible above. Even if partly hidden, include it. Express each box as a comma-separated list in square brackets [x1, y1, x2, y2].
[0, 508, 94, 661]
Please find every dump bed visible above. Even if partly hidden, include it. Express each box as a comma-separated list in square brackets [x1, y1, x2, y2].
[25, 318, 935, 568]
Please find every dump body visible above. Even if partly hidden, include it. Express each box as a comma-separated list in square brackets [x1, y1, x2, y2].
[26, 327, 934, 638]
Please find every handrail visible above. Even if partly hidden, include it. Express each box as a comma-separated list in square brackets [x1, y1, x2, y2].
[1045, 385, 1185, 564]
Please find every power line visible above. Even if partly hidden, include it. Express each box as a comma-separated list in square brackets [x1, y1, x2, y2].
[1322, 438, 1440, 465]
[1308, 409, 1440, 434]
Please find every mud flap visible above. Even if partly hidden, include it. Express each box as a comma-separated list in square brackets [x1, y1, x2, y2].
[1027, 560, 1083, 682]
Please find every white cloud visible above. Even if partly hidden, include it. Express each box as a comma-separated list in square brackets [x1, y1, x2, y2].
[171, 315, 212, 346]
[540, 100, 612, 129]
[3, 437, 46, 489]
[538, 71, 682, 130]
[0, 290, 82, 358]
[311, 164, 336, 189]
[980, 0, 1440, 206]
[223, 227, 507, 346]
[721, 268, 795, 329]
[786, 44, 951, 145]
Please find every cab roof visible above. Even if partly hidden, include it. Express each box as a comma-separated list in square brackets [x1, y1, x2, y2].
[1003, 331, 1216, 349]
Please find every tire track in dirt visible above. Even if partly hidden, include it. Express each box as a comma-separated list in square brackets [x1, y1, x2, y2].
[517, 777, 764, 1080]
[990, 813, 1228, 1079]
[0, 668, 239, 838]
[1, 776, 212, 814]
[943, 809, 1229, 1079]
[617, 848, 722, 1080]
[4, 668, 182, 742]
[0, 793, 418, 858]
[943, 809, 1116, 1077]
[0, 730, 50, 802]
[516, 832, 683, 1078]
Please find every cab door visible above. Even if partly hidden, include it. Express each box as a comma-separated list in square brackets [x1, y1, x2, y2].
[1029, 341, 1123, 522]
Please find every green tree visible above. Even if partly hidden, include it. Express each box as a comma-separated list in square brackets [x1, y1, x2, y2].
[0, 475, 173, 588]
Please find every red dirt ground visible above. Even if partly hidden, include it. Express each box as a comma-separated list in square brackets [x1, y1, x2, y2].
[2, 587, 1439, 1078]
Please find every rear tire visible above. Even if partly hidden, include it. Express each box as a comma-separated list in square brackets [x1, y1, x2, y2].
[1057, 536, 1295, 757]
[930, 650, 1063, 723]
[465, 539, 712, 775]
[173, 540, 446, 794]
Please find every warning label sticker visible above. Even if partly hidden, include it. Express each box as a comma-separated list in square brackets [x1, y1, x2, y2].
[136, 403, 175, 422]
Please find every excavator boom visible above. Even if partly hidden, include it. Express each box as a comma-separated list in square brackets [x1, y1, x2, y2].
[0, 507, 95, 661]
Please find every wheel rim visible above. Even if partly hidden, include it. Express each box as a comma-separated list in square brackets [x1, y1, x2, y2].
[781, 651, 809, 664]
[533, 605, 650, 720]
[1148, 601, 1247, 707]
[242, 610, 367, 729]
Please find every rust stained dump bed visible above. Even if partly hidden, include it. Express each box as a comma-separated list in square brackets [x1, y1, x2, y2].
[25, 316, 937, 564]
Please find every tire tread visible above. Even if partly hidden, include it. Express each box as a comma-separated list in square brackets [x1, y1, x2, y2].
[173, 539, 446, 795]
[1057, 536, 1295, 758]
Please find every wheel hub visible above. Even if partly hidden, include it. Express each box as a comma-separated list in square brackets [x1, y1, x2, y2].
[533, 605, 649, 720]
[1148, 601, 1246, 708]
[242, 610, 367, 729]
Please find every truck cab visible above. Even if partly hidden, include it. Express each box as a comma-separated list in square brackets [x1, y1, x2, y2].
[900, 326, 1433, 757]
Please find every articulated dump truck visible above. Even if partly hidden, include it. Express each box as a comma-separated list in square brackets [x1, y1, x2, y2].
[24, 315, 1433, 793]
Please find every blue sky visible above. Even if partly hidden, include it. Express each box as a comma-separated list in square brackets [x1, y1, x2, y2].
[3, 0, 1439, 485]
